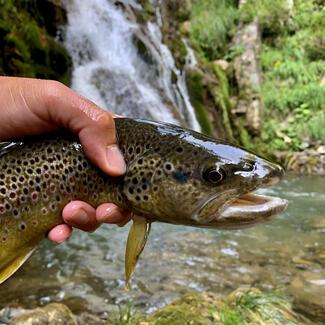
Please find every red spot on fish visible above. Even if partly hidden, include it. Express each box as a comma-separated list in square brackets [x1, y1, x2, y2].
[0, 205, 5, 213]
[49, 183, 56, 192]
[31, 192, 38, 201]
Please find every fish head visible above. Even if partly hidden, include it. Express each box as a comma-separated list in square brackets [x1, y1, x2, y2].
[182, 142, 287, 228]
[122, 121, 287, 228]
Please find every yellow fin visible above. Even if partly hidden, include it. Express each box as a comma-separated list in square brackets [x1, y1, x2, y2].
[125, 216, 151, 290]
[0, 246, 36, 285]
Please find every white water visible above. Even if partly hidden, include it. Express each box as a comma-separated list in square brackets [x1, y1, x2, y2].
[63, 0, 200, 130]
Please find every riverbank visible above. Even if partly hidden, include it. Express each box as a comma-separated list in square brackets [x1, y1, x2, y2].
[1, 288, 314, 324]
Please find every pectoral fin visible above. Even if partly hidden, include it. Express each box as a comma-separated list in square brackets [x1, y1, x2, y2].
[0, 246, 36, 284]
[125, 216, 151, 290]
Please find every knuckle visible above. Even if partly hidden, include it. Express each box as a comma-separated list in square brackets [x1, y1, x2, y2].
[44, 80, 67, 103]
[46, 80, 65, 95]
[95, 111, 114, 129]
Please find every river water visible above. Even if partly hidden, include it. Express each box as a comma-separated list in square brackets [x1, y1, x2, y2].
[0, 176, 324, 316]
[1, 0, 324, 320]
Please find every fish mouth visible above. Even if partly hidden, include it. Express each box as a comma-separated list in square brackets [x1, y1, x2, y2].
[214, 193, 288, 229]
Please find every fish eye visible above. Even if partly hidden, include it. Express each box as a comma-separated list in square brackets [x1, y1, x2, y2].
[203, 166, 224, 184]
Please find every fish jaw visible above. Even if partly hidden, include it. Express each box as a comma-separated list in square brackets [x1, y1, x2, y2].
[208, 193, 288, 229]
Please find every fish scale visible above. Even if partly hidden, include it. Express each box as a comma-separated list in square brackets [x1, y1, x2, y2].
[0, 118, 287, 288]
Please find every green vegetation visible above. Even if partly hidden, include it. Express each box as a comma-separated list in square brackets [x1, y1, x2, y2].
[254, 0, 325, 154]
[189, 0, 324, 160]
[108, 288, 307, 324]
[0, 0, 71, 83]
[186, 69, 214, 136]
[211, 64, 234, 141]
[111, 304, 140, 325]
[190, 0, 238, 61]
[240, 0, 294, 37]
[187, 1, 237, 140]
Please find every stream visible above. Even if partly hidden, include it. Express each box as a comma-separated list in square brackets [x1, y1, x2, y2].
[0, 176, 324, 317]
[0, 0, 324, 321]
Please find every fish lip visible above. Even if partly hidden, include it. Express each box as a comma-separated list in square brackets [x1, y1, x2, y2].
[215, 193, 288, 228]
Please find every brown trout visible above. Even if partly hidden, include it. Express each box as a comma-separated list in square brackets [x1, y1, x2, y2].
[0, 118, 287, 287]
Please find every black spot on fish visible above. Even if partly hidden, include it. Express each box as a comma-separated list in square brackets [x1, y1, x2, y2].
[173, 171, 189, 184]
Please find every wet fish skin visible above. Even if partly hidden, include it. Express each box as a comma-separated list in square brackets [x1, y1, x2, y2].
[0, 118, 286, 285]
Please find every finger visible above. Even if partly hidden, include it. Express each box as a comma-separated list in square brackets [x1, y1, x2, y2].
[96, 203, 131, 224]
[117, 217, 132, 227]
[10, 78, 126, 176]
[46, 83, 126, 176]
[48, 224, 73, 243]
[62, 200, 99, 232]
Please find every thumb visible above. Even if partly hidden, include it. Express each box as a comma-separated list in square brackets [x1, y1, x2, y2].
[31, 80, 126, 176]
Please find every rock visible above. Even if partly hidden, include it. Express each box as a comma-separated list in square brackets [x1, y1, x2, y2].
[290, 274, 325, 323]
[233, 9, 264, 135]
[292, 256, 314, 270]
[286, 148, 325, 175]
[77, 312, 107, 325]
[12, 303, 76, 325]
[306, 217, 325, 233]
[180, 21, 191, 35]
[144, 288, 310, 324]
[213, 59, 229, 71]
[317, 145, 325, 154]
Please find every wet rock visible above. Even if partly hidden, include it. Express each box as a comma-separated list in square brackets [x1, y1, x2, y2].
[77, 312, 107, 325]
[12, 303, 76, 325]
[294, 296, 325, 324]
[305, 217, 325, 233]
[290, 274, 325, 323]
[286, 147, 325, 175]
[144, 288, 310, 324]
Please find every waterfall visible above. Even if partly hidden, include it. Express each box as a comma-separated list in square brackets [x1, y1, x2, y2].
[63, 0, 201, 131]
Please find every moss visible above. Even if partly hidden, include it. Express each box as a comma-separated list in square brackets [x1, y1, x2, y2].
[0, 0, 71, 84]
[186, 69, 214, 136]
[136, 0, 155, 24]
[159, 0, 192, 68]
[220, 306, 245, 325]
[210, 64, 234, 141]
[146, 292, 221, 325]
[130, 288, 309, 324]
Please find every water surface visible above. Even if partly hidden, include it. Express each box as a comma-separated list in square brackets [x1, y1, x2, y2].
[0, 176, 324, 316]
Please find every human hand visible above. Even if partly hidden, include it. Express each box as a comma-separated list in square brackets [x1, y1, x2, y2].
[0, 76, 130, 243]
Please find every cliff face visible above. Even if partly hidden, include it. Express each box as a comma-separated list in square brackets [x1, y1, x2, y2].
[0, 0, 71, 84]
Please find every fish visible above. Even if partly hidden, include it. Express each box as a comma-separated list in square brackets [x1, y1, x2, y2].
[0, 118, 288, 288]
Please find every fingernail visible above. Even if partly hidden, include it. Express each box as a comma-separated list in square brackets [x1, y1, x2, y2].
[97, 205, 125, 224]
[71, 209, 89, 226]
[106, 144, 126, 175]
